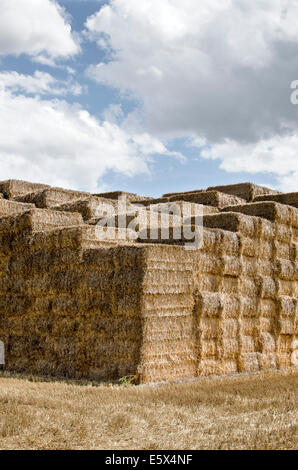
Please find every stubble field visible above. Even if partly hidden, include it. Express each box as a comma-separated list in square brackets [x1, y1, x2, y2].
[0, 370, 297, 450]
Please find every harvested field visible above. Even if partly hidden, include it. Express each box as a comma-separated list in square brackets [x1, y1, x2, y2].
[0, 371, 297, 450]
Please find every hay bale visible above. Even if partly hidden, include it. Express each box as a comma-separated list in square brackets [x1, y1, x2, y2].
[53, 196, 117, 221]
[253, 192, 298, 208]
[0, 199, 35, 217]
[168, 190, 246, 208]
[207, 182, 281, 202]
[0, 179, 50, 199]
[14, 187, 91, 208]
[93, 190, 151, 203]
[222, 201, 298, 226]
[163, 189, 204, 198]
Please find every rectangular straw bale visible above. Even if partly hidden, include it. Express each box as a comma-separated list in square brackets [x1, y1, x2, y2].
[274, 259, 296, 281]
[277, 296, 297, 317]
[199, 338, 217, 357]
[220, 277, 240, 295]
[218, 337, 239, 359]
[163, 189, 204, 198]
[0, 198, 35, 217]
[239, 335, 255, 353]
[93, 190, 151, 203]
[278, 318, 296, 334]
[207, 182, 280, 201]
[202, 228, 240, 256]
[259, 332, 276, 352]
[222, 201, 297, 226]
[240, 295, 259, 317]
[254, 192, 298, 208]
[258, 353, 277, 371]
[14, 187, 91, 208]
[168, 190, 246, 208]
[197, 252, 223, 274]
[259, 298, 277, 317]
[202, 212, 256, 237]
[238, 352, 259, 372]
[52, 196, 117, 221]
[275, 223, 293, 243]
[132, 197, 170, 207]
[0, 179, 50, 199]
[222, 255, 242, 276]
[278, 279, 296, 297]
[195, 292, 222, 317]
[197, 359, 222, 376]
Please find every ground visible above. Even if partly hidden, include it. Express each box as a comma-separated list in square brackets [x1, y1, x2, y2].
[0, 370, 297, 450]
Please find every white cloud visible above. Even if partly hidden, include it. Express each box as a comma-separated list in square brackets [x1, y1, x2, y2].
[85, 0, 298, 190]
[0, 89, 181, 191]
[0, 0, 79, 62]
[0, 70, 82, 96]
[198, 135, 298, 192]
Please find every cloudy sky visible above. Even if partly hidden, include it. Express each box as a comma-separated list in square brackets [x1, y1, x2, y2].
[0, 0, 297, 196]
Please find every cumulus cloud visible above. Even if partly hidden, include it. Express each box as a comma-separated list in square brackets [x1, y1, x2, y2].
[0, 0, 79, 63]
[85, 0, 298, 189]
[0, 71, 82, 96]
[0, 88, 181, 190]
[197, 135, 298, 192]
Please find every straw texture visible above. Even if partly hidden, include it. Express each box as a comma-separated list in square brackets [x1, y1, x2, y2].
[0, 179, 296, 383]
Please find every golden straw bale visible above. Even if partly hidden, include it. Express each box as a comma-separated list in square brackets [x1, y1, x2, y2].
[254, 192, 298, 208]
[258, 353, 277, 371]
[274, 259, 296, 281]
[0, 199, 35, 217]
[202, 212, 256, 237]
[259, 333, 276, 352]
[14, 187, 91, 208]
[238, 353, 259, 372]
[239, 335, 255, 353]
[197, 359, 222, 376]
[168, 190, 246, 208]
[195, 292, 222, 317]
[277, 296, 297, 317]
[222, 201, 298, 227]
[259, 299, 277, 318]
[0, 179, 50, 199]
[52, 196, 117, 221]
[218, 337, 239, 359]
[92, 190, 150, 202]
[162, 189, 204, 198]
[207, 182, 281, 202]
[199, 338, 217, 357]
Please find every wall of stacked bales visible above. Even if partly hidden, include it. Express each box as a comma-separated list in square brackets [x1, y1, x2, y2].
[193, 203, 298, 377]
[0, 179, 297, 384]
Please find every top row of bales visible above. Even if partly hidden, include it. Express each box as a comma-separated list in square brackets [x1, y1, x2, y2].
[162, 182, 281, 202]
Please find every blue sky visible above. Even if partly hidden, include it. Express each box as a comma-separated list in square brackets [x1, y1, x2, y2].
[0, 0, 297, 197]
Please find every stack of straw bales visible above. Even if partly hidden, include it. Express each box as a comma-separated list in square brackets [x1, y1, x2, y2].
[0, 179, 296, 383]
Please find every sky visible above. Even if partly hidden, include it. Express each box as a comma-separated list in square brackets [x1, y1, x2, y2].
[0, 0, 297, 197]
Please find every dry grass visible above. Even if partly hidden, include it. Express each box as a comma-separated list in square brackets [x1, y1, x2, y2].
[0, 370, 297, 450]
